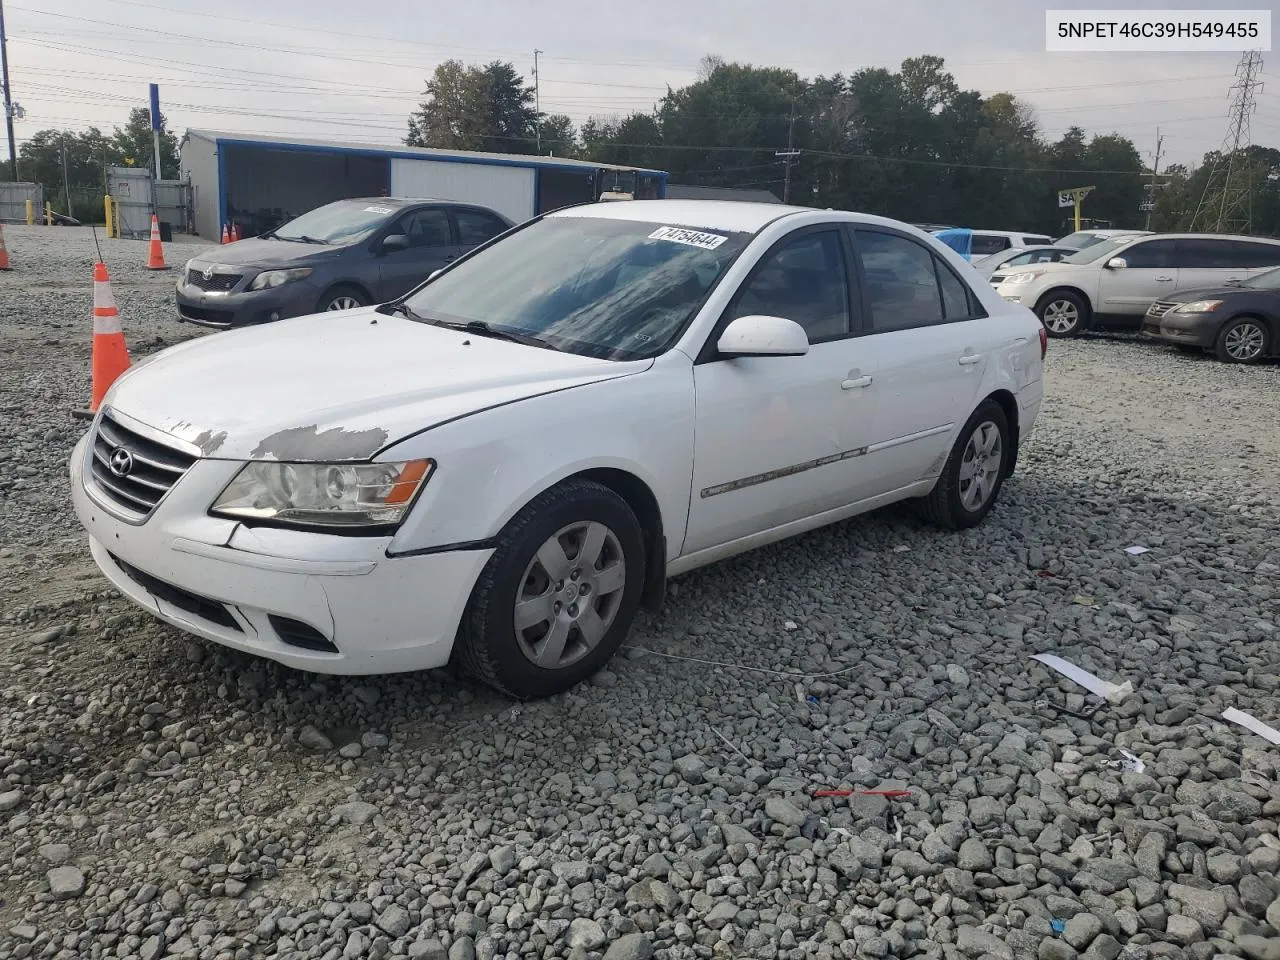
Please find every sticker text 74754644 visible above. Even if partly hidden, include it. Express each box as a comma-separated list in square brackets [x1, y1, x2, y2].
[648, 226, 728, 250]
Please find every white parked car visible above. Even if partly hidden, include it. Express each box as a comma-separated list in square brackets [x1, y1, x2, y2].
[972, 245, 1075, 282]
[996, 233, 1280, 337]
[1054, 229, 1150, 250]
[70, 201, 1046, 699]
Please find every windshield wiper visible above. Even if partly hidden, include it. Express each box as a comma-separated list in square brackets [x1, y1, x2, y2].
[441, 319, 556, 350]
[377, 302, 428, 321]
[275, 234, 328, 244]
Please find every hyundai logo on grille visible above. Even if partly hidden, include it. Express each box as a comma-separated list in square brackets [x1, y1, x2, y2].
[109, 447, 135, 477]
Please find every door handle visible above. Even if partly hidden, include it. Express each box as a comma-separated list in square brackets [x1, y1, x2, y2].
[958, 354, 983, 366]
[841, 376, 872, 390]
[1154, 276, 1174, 282]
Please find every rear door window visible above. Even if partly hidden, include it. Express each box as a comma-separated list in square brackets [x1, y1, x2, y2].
[454, 209, 509, 246]
[855, 229, 952, 331]
[971, 234, 1011, 256]
[1119, 239, 1177, 269]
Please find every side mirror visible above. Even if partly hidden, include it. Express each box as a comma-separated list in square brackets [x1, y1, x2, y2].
[381, 234, 410, 253]
[1106, 257, 1127, 270]
[716, 315, 809, 358]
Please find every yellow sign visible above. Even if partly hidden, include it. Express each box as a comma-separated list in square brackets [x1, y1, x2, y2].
[1057, 186, 1096, 232]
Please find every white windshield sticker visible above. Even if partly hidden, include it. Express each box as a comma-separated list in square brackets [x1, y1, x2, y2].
[364, 205, 394, 215]
[649, 226, 728, 249]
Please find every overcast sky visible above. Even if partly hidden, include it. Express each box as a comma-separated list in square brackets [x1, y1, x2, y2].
[6, 0, 1276, 171]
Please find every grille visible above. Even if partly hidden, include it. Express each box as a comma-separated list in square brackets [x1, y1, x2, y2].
[269, 615, 339, 654]
[177, 305, 234, 327]
[186, 269, 242, 292]
[110, 552, 242, 632]
[90, 412, 198, 519]
[1147, 300, 1177, 319]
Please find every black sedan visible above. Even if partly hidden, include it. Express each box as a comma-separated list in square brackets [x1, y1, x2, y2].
[177, 198, 513, 330]
[1141, 267, 1280, 363]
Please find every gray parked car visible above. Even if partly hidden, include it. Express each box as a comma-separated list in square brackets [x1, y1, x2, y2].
[176, 197, 514, 329]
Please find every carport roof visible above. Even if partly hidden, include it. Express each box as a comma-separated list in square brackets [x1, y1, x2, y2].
[183, 129, 667, 176]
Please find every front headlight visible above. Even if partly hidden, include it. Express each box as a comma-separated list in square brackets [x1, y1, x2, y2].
[1004, 272, 1040, 285]
[211, 459, 433, 529]
[1173, 299, 1223, 314]
[249, 267, 314, 291]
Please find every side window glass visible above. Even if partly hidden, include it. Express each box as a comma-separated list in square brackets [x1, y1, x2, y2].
[936, 258, 973, 320]
[730, 231, 851, 342]
[1120, 240, 1176, 269]
[1242, 242, 1280, 269]
[855, 230, 945, 332]
[393, 209, 452, 248]
[456, 210, 506, 246]
[1006, 252, 1035, 267]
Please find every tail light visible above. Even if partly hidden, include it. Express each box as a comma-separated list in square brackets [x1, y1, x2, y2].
[1039, 326, 1048, 360]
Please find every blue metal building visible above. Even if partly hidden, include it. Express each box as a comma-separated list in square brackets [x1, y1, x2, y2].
[179, 129, 669, 241]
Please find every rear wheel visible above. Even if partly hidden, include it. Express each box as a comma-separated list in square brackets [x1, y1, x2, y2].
[1037, 291, 1089, 338]
[317, 285, 368, 312]
[456, 479, 645, 699]
[918, 400, 1011, 531]
[1215, 316, 1269, 363]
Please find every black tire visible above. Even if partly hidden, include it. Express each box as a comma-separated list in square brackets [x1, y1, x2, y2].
[918, 400, 1011, 531]
[1036, 290, 1090, 338]
[1214, 316, 1270, 364]
[456, 478, 645, 699]
[316, 284, 368, 313]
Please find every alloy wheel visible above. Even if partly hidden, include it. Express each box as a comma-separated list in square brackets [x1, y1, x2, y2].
[513, 521, 626, 669]
[1042, 300, 1079, 334]
[958, 421, 1003, 512]
[1224, 321, 1266, 361]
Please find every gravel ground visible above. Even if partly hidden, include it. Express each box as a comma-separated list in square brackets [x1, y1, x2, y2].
[1, 225, 1279, 960]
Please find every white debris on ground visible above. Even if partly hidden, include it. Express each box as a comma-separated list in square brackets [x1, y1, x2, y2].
[1, 225, 1279, 960]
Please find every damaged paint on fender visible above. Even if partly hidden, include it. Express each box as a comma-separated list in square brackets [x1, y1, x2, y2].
[192, 428, 228, 456]
[250, 424, 390, 462]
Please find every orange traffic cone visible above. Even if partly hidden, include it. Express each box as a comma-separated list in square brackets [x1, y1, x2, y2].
[73, 263, 132, 420]
[220, 223, 230, 244]
[145, 214, 169, 270]
[231, 223, 241, 242]
[0, 223, 10, 270]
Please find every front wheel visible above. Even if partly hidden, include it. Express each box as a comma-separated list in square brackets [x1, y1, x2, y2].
[918, 400, 1011, 531]
[317, 285, 368, 313]
[1037, 291, 1089, 338]
[456, 479, 645, 699]
[1215, 316, 1269, 363]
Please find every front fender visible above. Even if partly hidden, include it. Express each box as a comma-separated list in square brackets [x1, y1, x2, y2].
[381, 356, 695, 562]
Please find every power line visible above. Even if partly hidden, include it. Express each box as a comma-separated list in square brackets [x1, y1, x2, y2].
[1190, 50, 1264, 233]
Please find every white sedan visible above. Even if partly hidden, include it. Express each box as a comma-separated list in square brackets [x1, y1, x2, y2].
[70, 200, 1046, 699]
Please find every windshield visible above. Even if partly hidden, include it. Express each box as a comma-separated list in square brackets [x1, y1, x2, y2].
[402, 216, 751, 360]
[1063, 236, 1139, 265]
[273, 199, 400, 244]
[1243, 266, 1280, 290]
[1056, 231, 1112, 249]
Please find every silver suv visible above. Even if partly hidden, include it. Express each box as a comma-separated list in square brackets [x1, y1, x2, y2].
[994, 233, 1280, 337]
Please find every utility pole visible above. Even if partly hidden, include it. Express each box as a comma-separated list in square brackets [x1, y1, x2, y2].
[60, 138, 71, 215]
[0, 0, 18, 181]
[532, 49, 542, 155]
[1144, 129, 1164, 231]
[1190, 49, 1264, 233]
[776, 103, 799, 204]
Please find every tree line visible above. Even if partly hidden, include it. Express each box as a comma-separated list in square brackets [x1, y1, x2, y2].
[406, 55, 1280, 238]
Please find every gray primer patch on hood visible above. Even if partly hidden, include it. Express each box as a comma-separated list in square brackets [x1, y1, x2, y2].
[250, 424, 390, 462]
[192, 429, 229, 456]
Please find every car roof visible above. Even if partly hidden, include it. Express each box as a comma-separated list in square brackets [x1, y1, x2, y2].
[1133, 232, 1280, 243]
[549, 199, 814, 234]
[338, 197, 504, 209]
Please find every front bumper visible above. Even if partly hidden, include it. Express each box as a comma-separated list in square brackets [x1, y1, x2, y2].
[70, 432, 493, 674]
[175, 279, 322, 329]
[1140, 310, 1218, 348]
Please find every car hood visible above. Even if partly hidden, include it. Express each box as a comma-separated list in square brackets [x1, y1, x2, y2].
[186, 237, 346, 270]
[102, 308, 649, 461]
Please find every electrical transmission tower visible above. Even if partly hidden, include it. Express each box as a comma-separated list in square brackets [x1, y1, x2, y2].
[1189, 49, 1264, 234]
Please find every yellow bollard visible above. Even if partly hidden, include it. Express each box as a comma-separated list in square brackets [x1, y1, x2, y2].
[25, 198, 33, 225]
[104, 196, 114, 238]
[45, 202, 53, 226]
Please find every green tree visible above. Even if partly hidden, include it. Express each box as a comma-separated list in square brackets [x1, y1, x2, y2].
[405, 59, 537, 154]
[538, 114, 579, 158]
[16, 126, 118, 220]
[111, 106, 180, 178]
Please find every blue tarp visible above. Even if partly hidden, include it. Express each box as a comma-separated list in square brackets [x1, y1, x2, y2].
[932, 228, 973, 260]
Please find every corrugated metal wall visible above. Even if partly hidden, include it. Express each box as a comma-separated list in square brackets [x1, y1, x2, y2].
[0, 182, 42, 223]
[180, 134, 220, 240]
[107, 167, 153, 239]
[389, 158, 535, 224]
